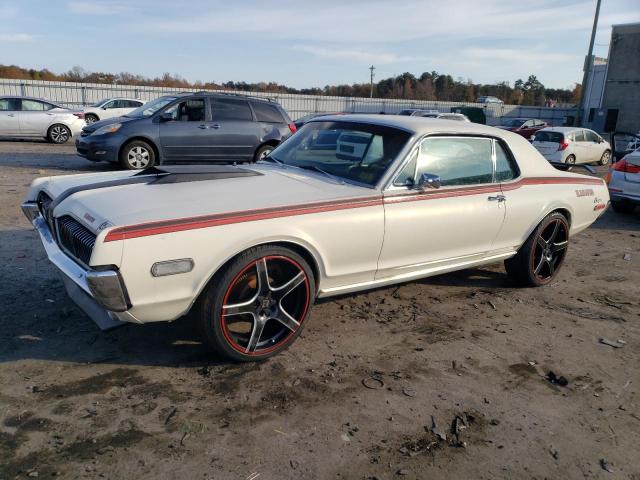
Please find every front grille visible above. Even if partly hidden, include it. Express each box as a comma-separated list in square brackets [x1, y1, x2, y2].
[56, 216, 96, 265]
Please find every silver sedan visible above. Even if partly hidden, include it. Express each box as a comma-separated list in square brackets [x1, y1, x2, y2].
[0, 96, 86, 143]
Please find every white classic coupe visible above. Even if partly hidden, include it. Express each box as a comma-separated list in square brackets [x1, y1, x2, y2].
[22, 115, 609, 361]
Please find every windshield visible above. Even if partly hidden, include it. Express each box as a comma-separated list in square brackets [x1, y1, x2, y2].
[265, 121, 411, 187]
[91, 99, 108, 107]
[126, 96, 177, 118]
[504, 119, 525, 127]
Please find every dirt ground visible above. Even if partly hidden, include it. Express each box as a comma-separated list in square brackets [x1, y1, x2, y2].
[0, 139, 639, 480]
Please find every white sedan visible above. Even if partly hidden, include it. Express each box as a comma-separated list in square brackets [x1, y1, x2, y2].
[83, 98, 145, 124]
[532, 127, 611, 165]
[22, 116, 609, 361]
[0, 96, 86, 143]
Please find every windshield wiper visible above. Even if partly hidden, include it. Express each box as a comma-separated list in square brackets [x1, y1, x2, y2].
[298, 165, 344, 184]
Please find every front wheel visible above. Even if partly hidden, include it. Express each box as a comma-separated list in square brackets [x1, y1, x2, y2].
[505, 211, 570, 287]
[85, 114, 99, 124]
[47, 124, 71, 144]
[599, 150, 611, 166]
[119, 140, 155, 170]
[197, 245, 315, 361]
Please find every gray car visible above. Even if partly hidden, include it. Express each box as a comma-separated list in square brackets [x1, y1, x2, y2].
[0, 96, 86, 143]
[76, 92, 296, 169]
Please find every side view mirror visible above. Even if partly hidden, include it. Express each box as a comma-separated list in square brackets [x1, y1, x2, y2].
[159, 112, 173, 122]
[416, 173, 441, 190]
[101, 106, 108, 110]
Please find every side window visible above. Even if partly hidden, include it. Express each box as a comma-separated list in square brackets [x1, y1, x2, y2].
[574, 130, 586, 142]
[585, 130, 599, 142]
[131, 100, 144, 108]
[103, 100, 116, 109]
[411, 137, 494, 187]
[522, 120, 534, 128]
[21, 100, 51, 111]
[164, 99, 206, 121]
[495, 141, 518, 181]
[0, 98, 19, 111]
[212, 98, 253, 121]
[252, 101, 285, 123]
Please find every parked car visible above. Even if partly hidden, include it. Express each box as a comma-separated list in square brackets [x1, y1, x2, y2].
[83, 98, 145, 124]
[476, 96, 504, 104]
[23, 115, 608, 361]
[0, 96, 85, 143]
[497, 118, 548, 138]
[294, 112, 341, 130]
[606, 147, 640, 213]
[398, 108, 440, 116]
[417, 112, 470, 122]
[76, 92, 295, 169]
[532, 127, 611, 165]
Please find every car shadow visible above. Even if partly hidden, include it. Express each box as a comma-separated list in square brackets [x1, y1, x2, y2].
[591, 209, 640, 232]
[0, 153, 116, 173]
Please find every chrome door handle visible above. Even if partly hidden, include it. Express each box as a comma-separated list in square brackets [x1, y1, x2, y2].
[8, 114, 15, 117]
[211, 123, 221, 129]
[198, 124, 208, 129]
[488, 195, 506, 202]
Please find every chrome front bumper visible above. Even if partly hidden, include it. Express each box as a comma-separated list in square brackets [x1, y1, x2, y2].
[22, 202, 136, 330]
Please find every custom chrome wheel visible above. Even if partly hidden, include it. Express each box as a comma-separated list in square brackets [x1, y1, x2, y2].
[120, 140, 155, 170]
[199, 246, 315, 361]
[48, 124, 71, 144]
[531, 217, 568, 282]
[505, 211, 569, 287]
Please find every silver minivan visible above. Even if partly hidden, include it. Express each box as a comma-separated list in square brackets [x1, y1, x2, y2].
[532, 127, 611, 165]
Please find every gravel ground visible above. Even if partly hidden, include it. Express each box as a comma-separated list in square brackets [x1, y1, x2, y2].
[0, 139, 639, 480]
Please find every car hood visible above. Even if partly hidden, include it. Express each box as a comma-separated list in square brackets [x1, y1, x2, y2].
[82, 115, 139, 132]
[38, 165, 378, 235]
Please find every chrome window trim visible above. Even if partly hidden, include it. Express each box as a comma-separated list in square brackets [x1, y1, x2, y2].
[384, 134, 520, 192]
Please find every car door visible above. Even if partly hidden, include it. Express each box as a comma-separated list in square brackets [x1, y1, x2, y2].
[584, 129, 604, 162]
[377, 136, 507, 280]
[99, 100, 120, 120]
[209, 97, 260, 161]
[0, 98, 21, 135]
[571, 129, 588, 163]
[18, 99, 56, 135]
[158, 97, 214, 162]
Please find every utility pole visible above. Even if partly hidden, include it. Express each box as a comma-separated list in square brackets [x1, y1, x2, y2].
[369, 65, 375, 98]
[574, 0, 602, 126]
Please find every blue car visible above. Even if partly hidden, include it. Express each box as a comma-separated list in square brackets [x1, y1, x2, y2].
[76, 93, 296, 169]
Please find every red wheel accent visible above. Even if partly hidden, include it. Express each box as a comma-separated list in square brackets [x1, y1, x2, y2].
[219, 255, 310, 356]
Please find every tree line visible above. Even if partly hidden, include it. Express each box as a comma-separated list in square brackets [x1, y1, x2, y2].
[0, 64, 580, 107]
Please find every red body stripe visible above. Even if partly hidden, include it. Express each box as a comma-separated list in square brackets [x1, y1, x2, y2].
[103, 176, 605, 242]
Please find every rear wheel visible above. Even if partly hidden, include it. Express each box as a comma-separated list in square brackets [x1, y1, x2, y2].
[611, 200, 636, 214]
[47, 124, 71, 144]
[197, 245, 315, 361]
[119, 140, 155, 170]
[599, 150, 611, 165]
[85, 114, 99, 124]
[254, 144, 276, 162]
[565, 154, 576, 165]
[505, 212, 569, 287]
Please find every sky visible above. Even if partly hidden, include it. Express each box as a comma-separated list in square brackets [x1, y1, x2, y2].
[0, 0, 639, 90]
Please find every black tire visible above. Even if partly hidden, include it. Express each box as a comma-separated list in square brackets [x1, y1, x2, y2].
[599, 150, 611, 166]
[197, 245, 315, 362]
[611, 200, 635, 214]
[119, 140, 156, 170]
[565, 154, 576, 165]
[47, 124, 71, 144]
[254, 144, 276, 162]
[505, 211, 570, 287]
[85, 114, 99, 124]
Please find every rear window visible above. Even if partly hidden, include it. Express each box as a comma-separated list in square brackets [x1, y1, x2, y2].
[251, 101, 285, 123]
[534, 131, 564, 143]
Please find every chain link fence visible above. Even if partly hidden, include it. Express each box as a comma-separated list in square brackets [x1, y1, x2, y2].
[0, 78, 576, 127]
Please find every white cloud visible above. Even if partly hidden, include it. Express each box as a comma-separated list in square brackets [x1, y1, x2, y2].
[67, 1, 131, 15]
[291, 45, 423, 64]
[0, 33, 33, 43]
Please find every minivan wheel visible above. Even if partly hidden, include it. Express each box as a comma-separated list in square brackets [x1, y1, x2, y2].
[120, 140, 155, 170]
[85, 114, 99, 124]
[47, 124, 71, 144]
[254, 144, 275, 162]
[505, 211, 570, 287]
[197, 245, 315, 362]
[599, 150, 611, 166]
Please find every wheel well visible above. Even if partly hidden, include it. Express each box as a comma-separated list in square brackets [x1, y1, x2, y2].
[551, 208, 572, 226]
[254, 140, 280, 155]
[86, 113, 99, 120]
[118, 137, 160, 162]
